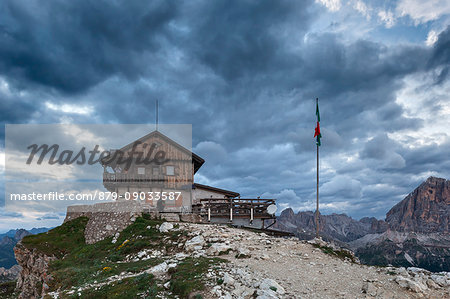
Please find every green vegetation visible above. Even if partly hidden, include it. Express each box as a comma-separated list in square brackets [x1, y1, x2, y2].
[312, 244, 357, 263]
[22, 217, 89, 257]
[168, 257, 225, 298]
[235, 253, 251, 259]
[49, 216, 179, 292]
[218, 248, 232, 256]
[0, 280, 17, 299]
[21, 214, 226, 298]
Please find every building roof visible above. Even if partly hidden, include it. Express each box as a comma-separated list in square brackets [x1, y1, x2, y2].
[103, 130, 205, 173]
[193, 183, 240, 198]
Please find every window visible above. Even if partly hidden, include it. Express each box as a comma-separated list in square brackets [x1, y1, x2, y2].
[152, 167, 160, 175]
[137, 167, 145, 175]
[166, 166, 175, 176]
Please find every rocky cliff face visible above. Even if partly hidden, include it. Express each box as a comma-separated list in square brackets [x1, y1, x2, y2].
[0, 228, 50, 272]
[354, 177, 450, 272]
[386, 177, 449, 233]
[14, 243, 56, 299]
[0, 229, 32, 270]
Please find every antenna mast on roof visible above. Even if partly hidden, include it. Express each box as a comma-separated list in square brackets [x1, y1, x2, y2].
[155, 99, 159, 131]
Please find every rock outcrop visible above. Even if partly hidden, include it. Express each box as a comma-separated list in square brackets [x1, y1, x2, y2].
[13, 243, 56, 299]
[0, 228, 51, 272]
[386, 176, 449, 233]
[0, 229, 32, 270]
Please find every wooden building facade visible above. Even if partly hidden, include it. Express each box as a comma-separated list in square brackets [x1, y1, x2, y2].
[101, 130, 276, 227]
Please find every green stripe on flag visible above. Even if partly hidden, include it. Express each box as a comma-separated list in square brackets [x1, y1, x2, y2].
[316, 101, 320, 122]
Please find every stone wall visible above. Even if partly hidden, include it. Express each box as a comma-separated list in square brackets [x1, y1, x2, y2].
[65, 201, 158, 244]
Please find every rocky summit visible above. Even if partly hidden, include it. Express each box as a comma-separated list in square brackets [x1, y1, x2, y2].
[5, 214, 450, 299]
[386, 176, 449, 233]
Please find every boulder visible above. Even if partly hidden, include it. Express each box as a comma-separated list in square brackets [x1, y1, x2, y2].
[159, 222, 174, 233]
[185, 235, 205, 252]
[430, 274, 449, 287]
[149, 262, 168, 274]
[395, 276, 427, 293]
[258, 278, 285, 295]
[236, 247, 251, 257]
[207, 243, 232, 256]
[362, 281, 377, 296]
[222, 273, 235, 286]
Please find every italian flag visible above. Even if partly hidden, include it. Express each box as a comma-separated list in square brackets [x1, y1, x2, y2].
[314, 100, 321, 146]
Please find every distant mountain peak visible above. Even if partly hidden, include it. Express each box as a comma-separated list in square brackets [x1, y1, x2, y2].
[14, 229, 31, 241]
[386, 177, 449, 233]
[425, 176, 446, 183]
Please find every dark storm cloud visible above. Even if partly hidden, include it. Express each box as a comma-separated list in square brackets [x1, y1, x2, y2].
[183, 0, 312, 81]
[0, 0, 177, 93]
[0, 95, 35, 123]
[402, 140, 450, 173]
[1, 1, 450, 221]
[428, 26, 450, 84]
[0, 93, 37, 142]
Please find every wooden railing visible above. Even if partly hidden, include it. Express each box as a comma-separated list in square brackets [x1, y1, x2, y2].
[194, 198, 276, 220]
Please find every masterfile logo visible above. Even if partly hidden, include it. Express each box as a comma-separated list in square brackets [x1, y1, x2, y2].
[4, 124, 192, 213]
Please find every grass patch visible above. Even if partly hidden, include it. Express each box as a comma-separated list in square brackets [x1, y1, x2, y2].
[169, 257, 225, 298]
[21, 217, 89, 258]
[312, 244, 357, 263]
[218, 248, 232, 256]
[235, 253, 251, 259]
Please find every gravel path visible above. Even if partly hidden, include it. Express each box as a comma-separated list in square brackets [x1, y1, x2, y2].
[183, 223, 449, 299]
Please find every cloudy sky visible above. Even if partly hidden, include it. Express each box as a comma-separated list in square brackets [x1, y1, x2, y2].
[0, 0, 449, 231]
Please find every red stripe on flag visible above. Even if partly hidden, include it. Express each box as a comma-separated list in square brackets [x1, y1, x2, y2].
[314, 122, 321, 137]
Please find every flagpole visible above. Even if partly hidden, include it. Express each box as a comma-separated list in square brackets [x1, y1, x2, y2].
[316, 142, 319, 238]
[315, 98, 320, 238]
